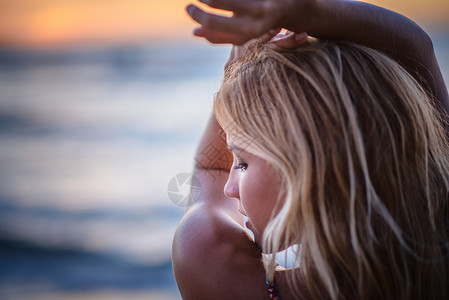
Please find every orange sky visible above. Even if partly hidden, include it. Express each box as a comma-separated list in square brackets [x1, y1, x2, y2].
[0, 0, 448, 46]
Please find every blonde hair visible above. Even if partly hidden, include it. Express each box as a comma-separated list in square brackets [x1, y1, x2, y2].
[214, 39, 449, 299]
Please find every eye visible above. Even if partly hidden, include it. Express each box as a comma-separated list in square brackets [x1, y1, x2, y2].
[234, 161, 248, 172]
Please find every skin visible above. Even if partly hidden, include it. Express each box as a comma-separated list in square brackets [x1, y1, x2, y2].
[187, 0, 449, 116]
[173, 1, 449, 299]
[172, 115, 294, 299]
[172, 169, 273, 299]
[225, 139, 284, 248]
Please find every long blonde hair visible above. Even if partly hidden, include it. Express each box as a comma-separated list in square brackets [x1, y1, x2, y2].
[214, 39, 449, 299]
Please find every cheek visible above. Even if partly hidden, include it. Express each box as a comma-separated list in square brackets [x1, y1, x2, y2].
[239, 171, 282, 233]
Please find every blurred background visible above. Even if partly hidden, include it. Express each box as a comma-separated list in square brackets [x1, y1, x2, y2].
[0, 0, 447, 299]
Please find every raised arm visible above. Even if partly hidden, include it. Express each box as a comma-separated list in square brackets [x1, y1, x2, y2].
[187, 0, 449, 117]
[300, 1, 449, 117]
[189, 112, 239, 220]
[172, 113, 272, 299]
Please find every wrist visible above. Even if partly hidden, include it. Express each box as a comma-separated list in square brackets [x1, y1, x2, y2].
[283, 0, 325, 34]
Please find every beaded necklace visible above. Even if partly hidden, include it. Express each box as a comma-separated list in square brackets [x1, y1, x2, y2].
[266, 276, 281, 299]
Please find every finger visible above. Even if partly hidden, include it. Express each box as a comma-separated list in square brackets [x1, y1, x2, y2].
[187, 4, 265, 37]
[270, 33, 304, 49]
[269, 32, 295, 43]
[194, 27, 249, 45]
[295, 32, 308, 44]
[194, 25, 281, 45]
[199, 0, 262, 16]
[260, 28, 282, 43]
[269, 32, 308, 49]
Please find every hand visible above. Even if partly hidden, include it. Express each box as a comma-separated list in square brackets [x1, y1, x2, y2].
[223, 28, 283, 70]
[223, 31, 308, 72]
[269, 31, 308, 49]
[186, 0, 316, 45]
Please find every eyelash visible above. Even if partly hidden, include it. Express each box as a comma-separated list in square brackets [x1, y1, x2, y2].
[234, 162, 248, 171]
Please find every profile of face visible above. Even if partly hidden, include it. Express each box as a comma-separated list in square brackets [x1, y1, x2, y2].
[224, 137, 284, 247]
[214, 40, 449, 299]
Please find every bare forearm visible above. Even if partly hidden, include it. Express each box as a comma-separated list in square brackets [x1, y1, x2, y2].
[191, 116, 241, 222]
[188, 0, 449, 117]
[295, 1, 426, 55]
[194, 113, 233, 171]
[295, 0, 449, 115]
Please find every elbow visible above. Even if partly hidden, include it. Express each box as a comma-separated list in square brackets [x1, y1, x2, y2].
[419, 29, 434, 56]
[409, 25, 434, 62]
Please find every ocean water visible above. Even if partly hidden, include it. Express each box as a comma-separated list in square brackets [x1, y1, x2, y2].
[0, 40, 231, 300]
[0, 32, 448, 300]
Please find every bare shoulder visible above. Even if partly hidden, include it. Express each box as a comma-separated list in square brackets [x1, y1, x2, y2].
[172, 203, 268, 299]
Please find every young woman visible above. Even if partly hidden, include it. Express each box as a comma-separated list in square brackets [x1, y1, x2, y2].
[173, 0, 449, 299]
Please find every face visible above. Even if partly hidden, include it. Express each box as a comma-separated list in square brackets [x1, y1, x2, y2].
[224, 137, 284, 248]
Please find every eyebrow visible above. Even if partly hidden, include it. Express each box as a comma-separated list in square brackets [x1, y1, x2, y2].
[227, 145, 245, 153]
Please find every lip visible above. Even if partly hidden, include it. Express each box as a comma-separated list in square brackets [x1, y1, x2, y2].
[245, 218, 255, 231]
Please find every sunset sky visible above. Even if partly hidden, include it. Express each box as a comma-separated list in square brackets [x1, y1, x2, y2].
[0, 0, 448, 46]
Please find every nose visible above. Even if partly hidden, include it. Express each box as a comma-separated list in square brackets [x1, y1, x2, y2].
[224, 172, 239, 199]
